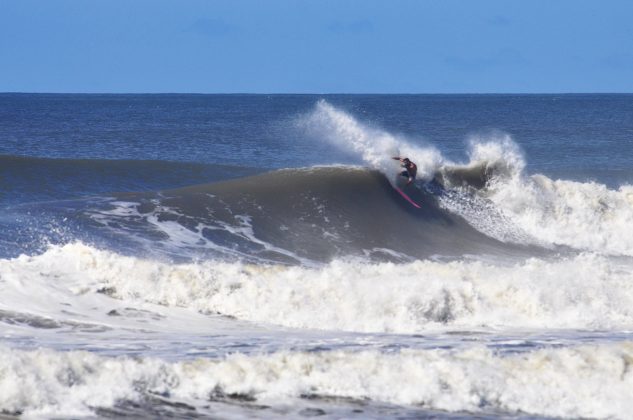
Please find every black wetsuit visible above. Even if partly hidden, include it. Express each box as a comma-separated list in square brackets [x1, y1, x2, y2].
[400, 161, 417, 181]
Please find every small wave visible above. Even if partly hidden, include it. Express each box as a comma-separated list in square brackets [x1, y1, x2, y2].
[0, 154, 262, 205]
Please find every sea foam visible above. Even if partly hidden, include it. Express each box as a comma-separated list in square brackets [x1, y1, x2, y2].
[3, 243, 633, 334]
[1, 343, 632, 418]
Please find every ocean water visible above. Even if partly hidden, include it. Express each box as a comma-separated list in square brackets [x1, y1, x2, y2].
[1, 93, 633, 418]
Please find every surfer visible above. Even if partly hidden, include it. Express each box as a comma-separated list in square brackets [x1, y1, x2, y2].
[393, 157, 417, 186]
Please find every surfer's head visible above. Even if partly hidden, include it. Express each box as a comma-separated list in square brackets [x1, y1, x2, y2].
[403, 158, 410, 164]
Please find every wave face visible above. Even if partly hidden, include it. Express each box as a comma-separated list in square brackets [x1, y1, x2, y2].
[85, 166, 540, 264]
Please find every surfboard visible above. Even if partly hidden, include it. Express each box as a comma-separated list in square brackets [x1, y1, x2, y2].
[394, 186, 421, 208]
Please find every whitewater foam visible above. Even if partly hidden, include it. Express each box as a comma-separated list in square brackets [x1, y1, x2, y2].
[485, 165, 633, 256]
[2, 343, 632, 418]
[4, 243, 633, 334]
[425, 131, 633, 256]
[89, 198, 316, 264]
[465, 133, 526, 181]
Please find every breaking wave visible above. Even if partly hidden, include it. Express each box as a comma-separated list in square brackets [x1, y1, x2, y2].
[4, 243, 633, 333]
[2, 343, 632, 418]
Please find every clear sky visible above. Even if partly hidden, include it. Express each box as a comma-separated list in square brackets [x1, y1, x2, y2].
[1, 0, 632, 93]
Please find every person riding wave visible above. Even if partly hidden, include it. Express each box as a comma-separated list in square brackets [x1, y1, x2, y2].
[392, 157, 417, 186]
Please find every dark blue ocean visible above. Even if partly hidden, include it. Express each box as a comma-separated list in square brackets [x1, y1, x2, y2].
[2, 94, 633, 418]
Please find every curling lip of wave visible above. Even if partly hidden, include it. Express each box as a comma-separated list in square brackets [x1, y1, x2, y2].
[435, 161, 495, 190]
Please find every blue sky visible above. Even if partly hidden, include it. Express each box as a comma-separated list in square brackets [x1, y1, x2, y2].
[1, 0, 632, 93]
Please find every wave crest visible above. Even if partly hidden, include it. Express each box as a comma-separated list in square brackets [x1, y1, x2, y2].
[299, 100, 443, 181]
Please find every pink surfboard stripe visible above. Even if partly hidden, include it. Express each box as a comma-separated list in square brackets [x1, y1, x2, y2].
[394, 187, 421, 208]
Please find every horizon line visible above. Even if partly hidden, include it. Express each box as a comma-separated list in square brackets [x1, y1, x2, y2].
[2, 91, 633, 96]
